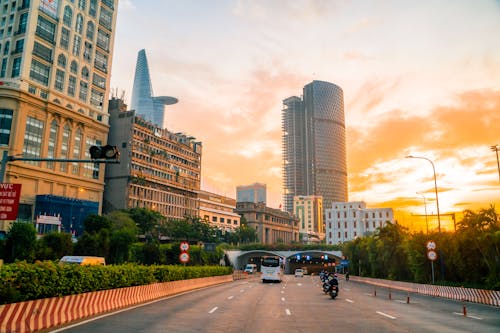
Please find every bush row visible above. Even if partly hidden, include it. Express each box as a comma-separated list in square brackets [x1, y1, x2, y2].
[0, 261, 232, 304]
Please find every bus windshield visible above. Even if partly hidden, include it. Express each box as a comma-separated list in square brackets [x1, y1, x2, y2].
[262, 257, 280, 267]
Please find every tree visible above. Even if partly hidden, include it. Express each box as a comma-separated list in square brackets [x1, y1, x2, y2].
[36, 232, 73, 260]
[126, 208, 163, 236]
[5, 222, 37, 262]
[107, 211, 138, 264]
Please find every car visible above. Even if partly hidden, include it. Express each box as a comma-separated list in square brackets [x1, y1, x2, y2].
[294, 268, 304, 277]
[244, 263, 258, 274]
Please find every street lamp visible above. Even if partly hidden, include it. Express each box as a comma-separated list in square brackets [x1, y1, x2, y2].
[416, 192, 429, 234]
[491, 144, 500, 183]
[406, 155, 441, 233]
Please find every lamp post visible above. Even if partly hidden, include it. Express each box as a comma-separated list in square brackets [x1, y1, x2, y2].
[406, 155, 441, 233]
[491, 144, 500, 183]
[416, 192, 429, 234]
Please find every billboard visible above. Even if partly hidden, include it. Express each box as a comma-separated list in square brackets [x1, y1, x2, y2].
[0, 183, 22, 220]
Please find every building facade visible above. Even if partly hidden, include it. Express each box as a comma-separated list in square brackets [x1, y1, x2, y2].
[293, 195, 324, 243]
[104, 98, 202, 219]
[130, 49, 177, 129]
[0, 0, 118, 234]
[198, 190, 240, 233]
[235, 202, 299, 245]
[236, 182, 266, 204]
[324, 201, 395, 244]
[282, 80, 347, 213]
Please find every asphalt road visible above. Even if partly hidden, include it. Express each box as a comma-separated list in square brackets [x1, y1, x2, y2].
[51, 275, 500, 333]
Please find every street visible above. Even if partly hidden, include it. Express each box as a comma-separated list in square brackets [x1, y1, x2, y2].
[51, 275, 500, 333]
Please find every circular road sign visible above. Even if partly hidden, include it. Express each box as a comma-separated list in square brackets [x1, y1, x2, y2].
[179, 252, 190, 263]
[180, 242, 190, 252]
[426, 240, 437, 251]
[427, 250, 438, 261]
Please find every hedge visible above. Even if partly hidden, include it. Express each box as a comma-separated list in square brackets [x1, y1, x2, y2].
[0, 261, 232, 305]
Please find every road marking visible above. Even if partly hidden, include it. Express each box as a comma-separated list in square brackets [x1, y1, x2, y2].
[227, 296, 234, 300]
[285, 309, 291, 315]
[344, 288, 351, 291]
[240, 289, 245, 292]
[345, 299, 354, 303]
[297, 283, 302, 286]
[453, 312, 483, 320]
[364, 293, 373, 296]
[376, 311, 396, 319]
[395, 300, 406, 304]
[209, 307, 218, 314]
[281, 290, 285, 294]
[281, 297, 285, 302]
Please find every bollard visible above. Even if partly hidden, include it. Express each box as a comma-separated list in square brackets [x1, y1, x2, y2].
[389, 288, 392, 300]
[406, 291, 410, 304]
[462, 300, 467, 316]
[374, 287, 377, 297]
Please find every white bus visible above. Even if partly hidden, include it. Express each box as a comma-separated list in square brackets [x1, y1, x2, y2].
[261, 256, 283, 283]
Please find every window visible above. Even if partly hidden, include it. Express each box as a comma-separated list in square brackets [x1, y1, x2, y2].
[17, 12, 27, 34]
[72, 128, 82, 175]
[67, 75, 76, 96]
[29, 59, 50, 86]
[70, 60, 78, 74]
[0, 108, 13, 146]
[57, 54, 66, 68]
[0, 58, 6, 78]
[72, 35, 81, 56]
[60, 27, 70, 49]
[92, 73, 105, 88]
[36, 15, 56, 43]
[79, 81, 88, 101]
[86, 21, 94, 40]
[13, 39, 23, 54]
[96, 29, 109, 50]
[32, 41, 52, 62]
[89, 0, 97, 17]
[94, 50, 107, 72]
[90, 88, 103, 109]
[78, 0, 86, 11]
[75, 14, 83, 34]
[55, 69, 65, 91]
[81, 66, 89, 80]
[11, 57, 21, 77]
[99, 7, 112, 30]
[60, 125, 71, 172]
[63, 6, 72, 27]
[23, 117, 44, 165]
[47, 120, 58, 169]
[83, 41, 92, 62]
[212, 216, 217, 222]
[3, 41, 8, 55]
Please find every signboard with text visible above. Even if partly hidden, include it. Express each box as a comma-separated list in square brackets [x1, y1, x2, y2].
[0, 183, 22, 220]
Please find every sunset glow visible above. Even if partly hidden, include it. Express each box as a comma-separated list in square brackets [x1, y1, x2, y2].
[110, 1, 500, 231]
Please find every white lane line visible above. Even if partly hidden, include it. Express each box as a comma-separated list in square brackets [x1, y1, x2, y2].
[281, 290, 285, 294]
[345, 299, 354, 303]
[344, 288, 351, 291]
[376, 311, 396, 319]
[453, 312, 483, 320]
[297, 283, 302, 286]
[285, 309, 291, 315]
[209, 307, 218, 314]
[240, 289, 245, 292]
[227, 296, 234, 300]
[395, 300, 406, 304]
[281, 297, 286, 302]
[364, 293, 374, 296]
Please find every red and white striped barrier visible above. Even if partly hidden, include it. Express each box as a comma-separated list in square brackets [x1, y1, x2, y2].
[0, 275, 233, 333]
[349, 275, 500, 306]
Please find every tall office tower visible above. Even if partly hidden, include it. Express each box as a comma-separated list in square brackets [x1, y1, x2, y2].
[282, 80, 347, 213]
[130, 49, 178, 128]
[0, 0, 118, 235]
[236, 182, 266, 204]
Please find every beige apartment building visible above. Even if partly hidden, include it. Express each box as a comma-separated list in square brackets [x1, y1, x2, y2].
[293, 195, 324, 243]
[0, 0, 118, 235]
[198, 190, 240, 233]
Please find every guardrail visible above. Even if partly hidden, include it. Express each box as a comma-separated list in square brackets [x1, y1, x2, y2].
[0, 273, 240, 333]
[346, 275, 500, 307]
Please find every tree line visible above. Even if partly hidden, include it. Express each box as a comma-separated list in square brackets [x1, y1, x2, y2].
[0, 207, 258, 265]
[342, 205, 500, 290]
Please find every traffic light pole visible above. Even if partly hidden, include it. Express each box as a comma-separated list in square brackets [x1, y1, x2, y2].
[0, 150, 119, 183]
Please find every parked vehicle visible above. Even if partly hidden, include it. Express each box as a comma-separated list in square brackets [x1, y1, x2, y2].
[244, 263, 258, 274]
[59, 256, 106, 266]
[294, 268, 304, 277]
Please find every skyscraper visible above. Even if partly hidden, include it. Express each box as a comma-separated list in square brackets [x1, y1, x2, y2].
[282, 80, 348, 213]
[236, 182, 267, 204]
[130, 49, 178, 128]
[0, 0, 118, 234]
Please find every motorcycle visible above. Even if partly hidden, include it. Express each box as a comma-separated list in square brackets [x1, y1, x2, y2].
[328, 284, 339, 299]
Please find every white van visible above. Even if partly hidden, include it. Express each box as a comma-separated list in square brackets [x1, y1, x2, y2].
[244, 263, 258, 274]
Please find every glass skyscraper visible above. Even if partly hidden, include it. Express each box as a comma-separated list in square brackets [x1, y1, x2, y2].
[130, 49, 177, 128]
[282, 80, 348, 213]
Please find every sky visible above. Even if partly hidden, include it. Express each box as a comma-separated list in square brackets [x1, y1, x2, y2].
[110, 0, 500, 231]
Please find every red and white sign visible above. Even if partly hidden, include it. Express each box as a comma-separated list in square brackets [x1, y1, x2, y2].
[0, 183, 22, 220]
[180, 242, 190, 252]
[426, 240, 437, 250]
[427, 250, 438, 261]
[179, 252, 190, 263]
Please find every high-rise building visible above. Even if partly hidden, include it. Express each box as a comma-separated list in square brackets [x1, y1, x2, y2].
[293, 195, 324, 243]
[236, 182, 266, 204]
[0, 0, 118, 235]
[104, 98, 202, 220]
[282, 80, 347, 213]
[130, 49, 178, 128]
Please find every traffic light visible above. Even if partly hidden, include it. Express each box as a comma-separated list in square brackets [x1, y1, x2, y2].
[89, 145, 120, 159]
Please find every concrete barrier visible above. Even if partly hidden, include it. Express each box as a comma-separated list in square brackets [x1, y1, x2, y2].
[347, 275, 500, 306]
[0, 274, 234, 333]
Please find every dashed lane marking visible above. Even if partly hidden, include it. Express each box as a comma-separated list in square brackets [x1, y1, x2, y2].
[346, 299, 354, 303]
[281, 297, 285, 302]
[285, 309, 291, 315]
[209, 307, 218, 314]
[453, 312, 483, 320]
[376, 311, 396, 319]
[227, 296, 234, 300]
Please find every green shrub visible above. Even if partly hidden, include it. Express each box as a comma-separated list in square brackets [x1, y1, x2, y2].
[0, 261, 232, 305]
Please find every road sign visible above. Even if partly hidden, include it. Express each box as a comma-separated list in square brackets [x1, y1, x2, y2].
[180, 241, 190, 252]
[179, 252, 190, 263]
[427, 250, 438, 261]
[0, 183, 22, 220]
[426, 240, 436, 250]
